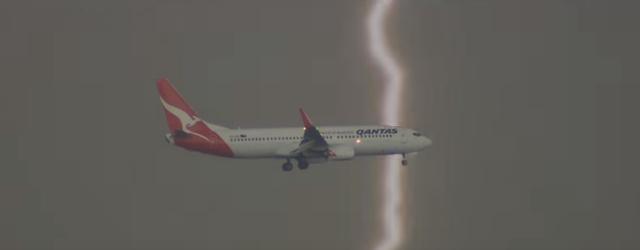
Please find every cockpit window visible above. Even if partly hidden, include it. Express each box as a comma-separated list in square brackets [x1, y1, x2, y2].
[412, 132, 421, 136]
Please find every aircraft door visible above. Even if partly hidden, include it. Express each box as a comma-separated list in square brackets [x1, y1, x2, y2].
[400, 130, 408, 144]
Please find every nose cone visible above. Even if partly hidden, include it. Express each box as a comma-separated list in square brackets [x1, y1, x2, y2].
[420, 136, 432, 149]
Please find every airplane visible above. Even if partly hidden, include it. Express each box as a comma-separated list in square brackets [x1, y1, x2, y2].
[157, 78, 431, 171]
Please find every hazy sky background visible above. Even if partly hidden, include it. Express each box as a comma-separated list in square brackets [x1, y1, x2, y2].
[1, 1, 638, 249]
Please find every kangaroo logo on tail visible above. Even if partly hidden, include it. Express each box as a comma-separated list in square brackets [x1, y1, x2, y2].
[156, 78, 233, 157]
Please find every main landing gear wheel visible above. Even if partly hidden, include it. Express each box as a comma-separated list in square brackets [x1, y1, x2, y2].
[401, 153, 408, 166]
[297, 159, 309, 170]
[282, 161, 293, 172]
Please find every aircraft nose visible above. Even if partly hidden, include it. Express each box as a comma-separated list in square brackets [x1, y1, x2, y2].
[420, 136, 432, 149]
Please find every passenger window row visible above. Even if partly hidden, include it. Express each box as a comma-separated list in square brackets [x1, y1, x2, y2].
[230, 134, 393, 142]
[230, 136, 302, 142]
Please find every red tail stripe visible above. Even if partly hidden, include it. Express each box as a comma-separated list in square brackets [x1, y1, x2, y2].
[156, 78, 198, 117]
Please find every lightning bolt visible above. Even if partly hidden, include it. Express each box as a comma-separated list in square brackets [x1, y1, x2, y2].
[367, 0, 406, 250]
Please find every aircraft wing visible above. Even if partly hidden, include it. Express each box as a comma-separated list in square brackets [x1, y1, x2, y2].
[290, 108, 329, 156]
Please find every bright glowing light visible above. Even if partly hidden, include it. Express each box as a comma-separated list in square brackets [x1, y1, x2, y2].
[367, 0, 406, 250]
[356, 139, 362, 144]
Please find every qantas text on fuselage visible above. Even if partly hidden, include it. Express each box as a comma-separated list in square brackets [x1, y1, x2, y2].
[157, 78, 431, 171]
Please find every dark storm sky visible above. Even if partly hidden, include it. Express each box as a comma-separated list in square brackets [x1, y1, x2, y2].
[1, 1, 638, 250]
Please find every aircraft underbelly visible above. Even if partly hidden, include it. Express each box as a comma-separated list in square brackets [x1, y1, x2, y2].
[229, 143, 287, 158]
[226, 138, 413, 159]
[354, 143, 384, 155]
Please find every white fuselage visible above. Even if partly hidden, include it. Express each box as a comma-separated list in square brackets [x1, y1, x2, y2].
[217, 125, 430, 159]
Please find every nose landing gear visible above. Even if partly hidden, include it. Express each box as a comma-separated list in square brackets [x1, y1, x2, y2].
[401, 153, 408, 166]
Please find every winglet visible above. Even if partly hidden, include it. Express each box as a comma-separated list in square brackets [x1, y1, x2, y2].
[299, 108, 314, 129]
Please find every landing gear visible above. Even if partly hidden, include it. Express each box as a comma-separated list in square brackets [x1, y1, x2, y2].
[281, 158, 309, 171]
[401, 153, 408, 166]
[282, 159, 293, 172]
[297, 158, 309, 170]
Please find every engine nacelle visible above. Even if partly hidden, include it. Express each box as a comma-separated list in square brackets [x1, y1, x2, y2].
[328, 145, 355, 161]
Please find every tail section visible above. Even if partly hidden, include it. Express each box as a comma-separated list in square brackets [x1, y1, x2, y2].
[156, 78, 233, 157]
[157, 78, 199, 133]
